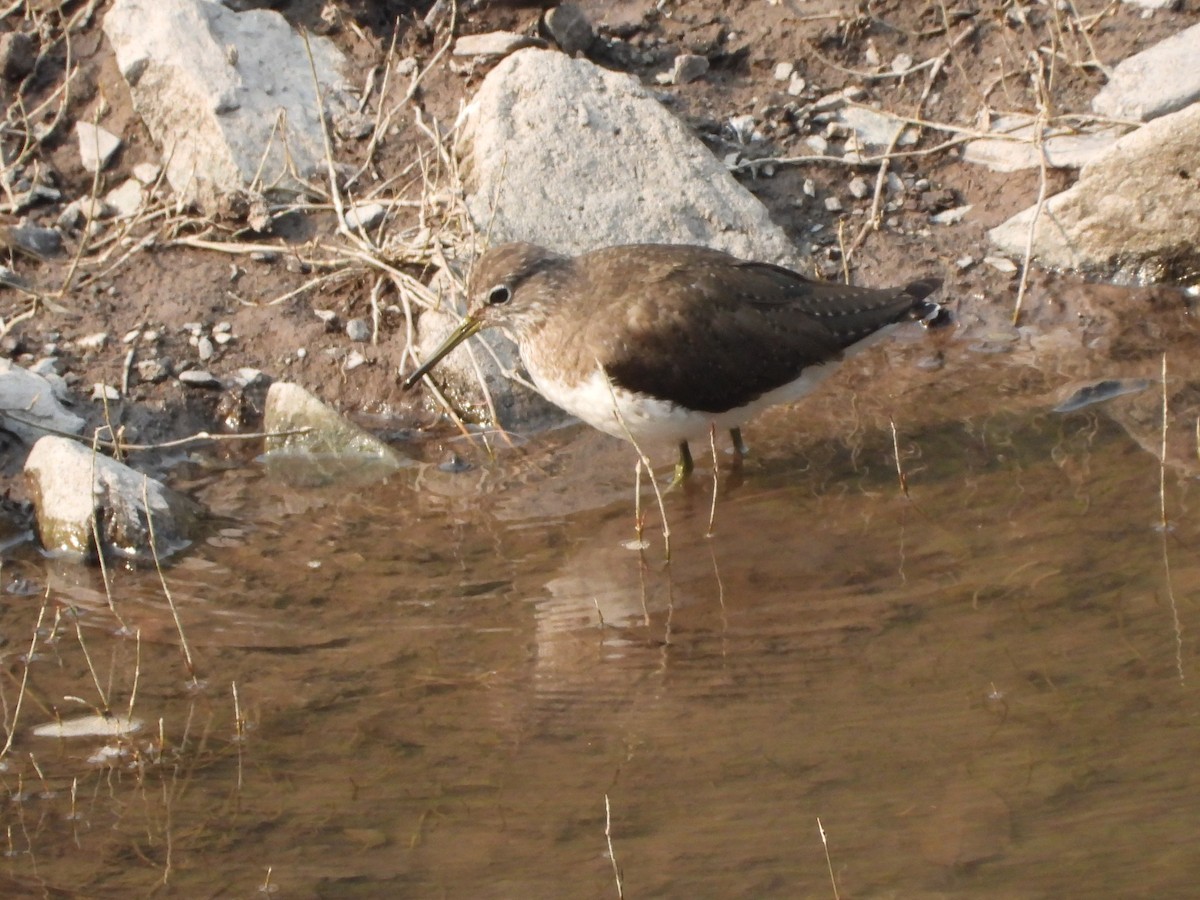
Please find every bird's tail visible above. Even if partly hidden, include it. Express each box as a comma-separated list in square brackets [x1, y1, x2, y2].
[903, 277, 951, 328]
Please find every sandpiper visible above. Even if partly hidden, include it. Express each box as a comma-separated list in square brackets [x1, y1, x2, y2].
[403, 242, 945, 480]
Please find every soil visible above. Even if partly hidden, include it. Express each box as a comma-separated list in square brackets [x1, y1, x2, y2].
[2, 0, 1197, 519]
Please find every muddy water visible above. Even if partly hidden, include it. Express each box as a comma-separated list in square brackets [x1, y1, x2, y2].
[3, 315, 1200, 897]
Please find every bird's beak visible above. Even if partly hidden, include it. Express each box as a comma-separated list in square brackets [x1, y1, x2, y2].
[402, 316, 484, 390]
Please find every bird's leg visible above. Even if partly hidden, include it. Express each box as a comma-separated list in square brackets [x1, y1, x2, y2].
[729, 428, 749, 461]
[670, 441, 694, 487]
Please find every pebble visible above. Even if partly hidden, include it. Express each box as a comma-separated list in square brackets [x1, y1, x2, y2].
[131, 162, 162, 184]
[543, 4, 594, 57]
[787, 75, 806, 97]
[178, 370, 221, 388]
[0, 30, 35, 81]
[802, 178, 817, 197]
[76, 122, 121, 173]
[344, 350, 367, 371]
[91, 383, 120, 401]
[104, 179, 144, 218]
[805, 135, 829, 155]
[956, 255, 976, 270]
[314, 309, 339, 330]
[344, 203, 385, 231]
[345, 318, 371, 342]
[773, 62, 794, 81]
[669, 53, 709, 85]
[232, 368, 266, 388]
[197, 336, 215, 361]
[848, 177, 870, 199]
[984, 256, 1019, 275]
[931, 204, 973, 225]
[5, 224, 63, 260]
[824, 196, 844, 213]
[214, 332, 234, 346]
[77, 332, 108, 351]
[137, 359, 170, 383]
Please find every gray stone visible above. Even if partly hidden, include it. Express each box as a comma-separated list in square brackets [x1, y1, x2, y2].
[848, 177, 869, 200]
[343, 202, 385, 231]
[136, 358, 171, 383]
[0, 360, 86, 443]
[262, 382, 408, 483]
[6, 224, 63, 260]
[962, 114, 1123, 172]
[1, 30, 35, 81]
[543, 4, 594, 57]
[453, 32, 544, 58]
[197, 336, 215, 361]
[773, 61, 794, 81]
[25, 435, 200, 563]
[178, 369, 221, 388]
[345, 318, 370, 342]
[1092, 22, 1200, 121]
[989, 102, 1200, 278]
[75, 121, 121, 173]
[422, 48, 804, 429]
[103, 0, 353, 210]
[669, 53, 709, 85]
[1120, 0, 1178, 7]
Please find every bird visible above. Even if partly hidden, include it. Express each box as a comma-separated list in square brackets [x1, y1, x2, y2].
[403, 242, 945, 482]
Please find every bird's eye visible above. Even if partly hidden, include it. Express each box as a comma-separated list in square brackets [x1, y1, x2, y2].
[486, 284, 512, 306]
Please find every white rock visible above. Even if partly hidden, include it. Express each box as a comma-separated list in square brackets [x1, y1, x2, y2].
[891, 53, 913, 73]
[824, 196, 844, 212]
[931, 204, 973, 225]
[962, 114, 1122, 172]
[453, 31, 539, 58]
[1092, 21, 1200, 120]
[0, 360, 85, 443]
[104, 178, 144, 218]
[92, 383, 121, 400]
[103, 0, 353, 210]
[984, 256, 1018, 274]
[77, 332, 108, 351]
[837, 106, 918, 148]
[805, 134, 829, 155]
[343, 202, 385, 231]
[75, 121, 121, 173]
[848, 177, 870, 199]
[25, 435, 199, 561]
[786, 74, 806, 96]
[989, 101, 1200, 275]
[773, 61, 793, 81]
[131, 161, 162, 184]
[670, 53, 709, 85]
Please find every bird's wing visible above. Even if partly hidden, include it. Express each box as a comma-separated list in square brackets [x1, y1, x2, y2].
[596, 254, 925, 414]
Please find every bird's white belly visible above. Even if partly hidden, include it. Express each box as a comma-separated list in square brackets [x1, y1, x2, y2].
[526, 362, 838, 447]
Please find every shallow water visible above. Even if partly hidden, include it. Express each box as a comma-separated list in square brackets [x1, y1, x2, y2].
[3, 316, 1200, 897]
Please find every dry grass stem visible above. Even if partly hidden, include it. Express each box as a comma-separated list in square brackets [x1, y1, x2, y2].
[818, 817, 840, 900]
[605, 793, 625, 900]
[707, 424, 719, 537]
[890, 418, 909, 498]
[1158, 354, 1185, 685]
[144, 476, 199, 686]
[1, 593, 51, 758]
